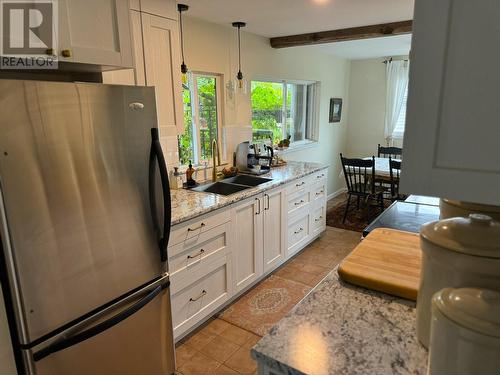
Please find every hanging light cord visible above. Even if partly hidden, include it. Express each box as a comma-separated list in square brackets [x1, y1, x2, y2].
[179, 11, 186, 65]
[237, 25, 242, 74]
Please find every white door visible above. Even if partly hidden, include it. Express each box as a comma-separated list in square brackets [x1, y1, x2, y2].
[400, 0, 500, 205]
[58, 0, 132, 67]
[263, 188, 286, 273]
[141, 13, 184, 135]
[231, 196, 264, 292]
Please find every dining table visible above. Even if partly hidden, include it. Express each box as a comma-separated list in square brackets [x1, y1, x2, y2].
[363, 156, 401, 179]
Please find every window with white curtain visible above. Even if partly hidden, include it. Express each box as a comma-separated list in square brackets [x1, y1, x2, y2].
[392, 86, 408, 139]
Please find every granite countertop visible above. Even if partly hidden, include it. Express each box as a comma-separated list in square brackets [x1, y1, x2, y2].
[251, 269, 428, 375]
[170, 161, 328, 225]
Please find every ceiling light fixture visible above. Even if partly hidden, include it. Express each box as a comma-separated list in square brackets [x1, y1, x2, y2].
[178, 3, 189, 84]
[232, 21, 246, 90]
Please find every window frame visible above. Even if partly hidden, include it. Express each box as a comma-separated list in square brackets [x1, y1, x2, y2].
[250, 78, 320, 145]
[182, 71, 224, 166]
[392, 86, 408, 140]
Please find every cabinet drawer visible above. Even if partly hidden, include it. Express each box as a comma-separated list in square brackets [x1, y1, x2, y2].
[287, 190, 310, 215]
[286, 176, 310, 195]
[287, 213, 310, 254]
[311, 205, 326, 236]
[171, 256, 231, 338]
[312, 182, 326, 202]
[168, 223, 229, 276]
[169, 209, 230, 247]
[312, 170, 327, 183]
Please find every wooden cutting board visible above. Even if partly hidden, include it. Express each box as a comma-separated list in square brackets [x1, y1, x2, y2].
[338, 228, 422, 301]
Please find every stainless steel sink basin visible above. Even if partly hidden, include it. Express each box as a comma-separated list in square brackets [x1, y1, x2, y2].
[191, 182, 251, 196]
[222, 175, 273, 187]
[190, 175, 274, 196]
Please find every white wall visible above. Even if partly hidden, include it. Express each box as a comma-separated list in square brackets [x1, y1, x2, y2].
[345, 56, 407, 158]
[345, 58, 387, 157]
[183, 16, 351, 195]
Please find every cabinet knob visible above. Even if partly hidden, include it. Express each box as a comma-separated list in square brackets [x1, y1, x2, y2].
[45, 48, 55, 56]
[61, 49, 72, 58]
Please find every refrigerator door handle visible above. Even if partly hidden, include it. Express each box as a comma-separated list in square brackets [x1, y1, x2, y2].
[148, 128, 171, 262]
[32, 281, 169, 362]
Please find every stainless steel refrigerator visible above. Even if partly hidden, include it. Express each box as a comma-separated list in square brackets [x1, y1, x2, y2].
[0, 80, 175, 374]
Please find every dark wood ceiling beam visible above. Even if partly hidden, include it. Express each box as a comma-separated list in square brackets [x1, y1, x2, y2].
[270, 20, 412, 49]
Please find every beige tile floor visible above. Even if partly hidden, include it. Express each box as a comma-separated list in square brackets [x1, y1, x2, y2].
[175, 226, 361, 375]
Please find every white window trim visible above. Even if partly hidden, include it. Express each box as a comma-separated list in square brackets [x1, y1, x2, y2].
[183, 71, 225, 167]
[251, 78, 320, 144]
[279, 139, 319, 154]
[391, 86, 408, 140]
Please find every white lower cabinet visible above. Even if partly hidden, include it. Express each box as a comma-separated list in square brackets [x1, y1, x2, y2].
[169, 169, 328, 340]
[286, 212, 311, 258]
[170, 254, 232, 339]
[231, 196, 264, 292]
[263, 188, 286, 273]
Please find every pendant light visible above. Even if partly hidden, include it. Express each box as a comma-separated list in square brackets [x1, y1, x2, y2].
[178, 4, 189, 84]
[232, 21, 246, 90]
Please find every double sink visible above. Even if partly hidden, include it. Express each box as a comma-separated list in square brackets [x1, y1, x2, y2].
[191, 174, 273, 196]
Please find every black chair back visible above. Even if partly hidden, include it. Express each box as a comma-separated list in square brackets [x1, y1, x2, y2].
[389, 157, 402, 200]
[340, 154, 375, 195]
[378, 144, 403, 159]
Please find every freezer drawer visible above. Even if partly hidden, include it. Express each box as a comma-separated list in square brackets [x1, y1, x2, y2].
[25, 276, 175, 375]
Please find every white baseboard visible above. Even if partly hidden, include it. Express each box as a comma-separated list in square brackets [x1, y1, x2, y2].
[328, 188, 347, 201]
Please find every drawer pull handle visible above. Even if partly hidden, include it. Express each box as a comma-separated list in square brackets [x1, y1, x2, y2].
[255, 197, 261, 215]
[294, 227, 304, 234]
[316, 190, 324, 196]
[187, 249, 205, 259]
[189, 290, 207, 302]
[315, 216, 324, 222]
[294, 200, 305, 206]
[295, 181, 306, 187]
[187, 223, 205, 232]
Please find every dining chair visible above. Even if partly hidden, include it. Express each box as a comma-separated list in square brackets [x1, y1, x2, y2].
[389, 157, 406, 201]
[340, 154, 385, 223]
[378, 144, 403, 159]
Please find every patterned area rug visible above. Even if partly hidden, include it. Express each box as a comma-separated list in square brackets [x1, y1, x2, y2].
[326, 198, 388, 232]
[218, 275, 310, 336]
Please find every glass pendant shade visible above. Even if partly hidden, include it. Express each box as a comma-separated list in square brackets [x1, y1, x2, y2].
[232, 21, 246, 92]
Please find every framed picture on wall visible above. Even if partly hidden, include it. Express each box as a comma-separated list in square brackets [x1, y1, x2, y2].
[329, 98, 342, 123]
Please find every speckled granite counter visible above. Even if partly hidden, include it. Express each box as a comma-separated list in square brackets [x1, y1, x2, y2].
[170, 161, 328, 225]
[251, 269, 428, 375]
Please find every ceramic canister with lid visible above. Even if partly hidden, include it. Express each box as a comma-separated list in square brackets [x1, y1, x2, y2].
[428, 288, 500, 375]
[416, 214, 500, 348]
[440, 199, 500, 220]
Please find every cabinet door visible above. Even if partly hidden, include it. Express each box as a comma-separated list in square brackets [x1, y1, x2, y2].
[400, 0, 500, 205]
[263, 188, 286, 273]
[58, 0, 132, 67]
[102, 10, 145, 86]
[141, 0, 177, 20]
[231, 196, 264, 292]
[141, 13, 184, 135]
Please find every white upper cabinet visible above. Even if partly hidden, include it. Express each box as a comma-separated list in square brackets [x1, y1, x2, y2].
[140, 0, 178, 20]
[400, 0, 500, 205]
[141, 13, 184, 134]
[58, 0, 132, 67]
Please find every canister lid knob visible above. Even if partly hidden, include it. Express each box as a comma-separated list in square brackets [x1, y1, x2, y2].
[469, 213, 493, 225]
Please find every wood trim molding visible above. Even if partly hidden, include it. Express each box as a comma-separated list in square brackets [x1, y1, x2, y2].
[270, 20, 412, 49]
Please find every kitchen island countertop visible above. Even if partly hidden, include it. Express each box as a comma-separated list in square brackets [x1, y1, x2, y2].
[170, 161, 328, 225]
[251, 269, 428, 375]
